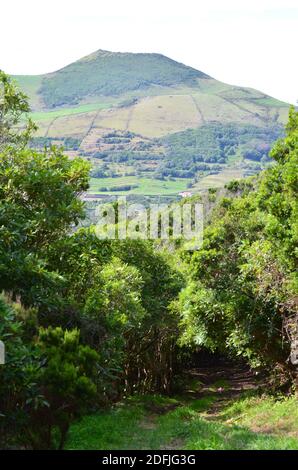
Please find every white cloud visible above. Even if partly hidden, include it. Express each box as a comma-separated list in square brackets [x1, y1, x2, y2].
[1, 0, 297, 103]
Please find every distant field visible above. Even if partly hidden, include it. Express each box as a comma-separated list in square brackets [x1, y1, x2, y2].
[27, 90, 289, 142]
[88, 176, 192, 196]
[88, 169, 245, 196]
[27, 98, 289, 152]
[29, 102, 114, 122]
[192, 168, 245, 190]
[126, 94, 202, 137]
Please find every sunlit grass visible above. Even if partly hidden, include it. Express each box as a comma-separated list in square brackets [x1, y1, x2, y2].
[66, 393, 298, 450]
[29, 102, 113, 122]
[88, 176, 192, 196]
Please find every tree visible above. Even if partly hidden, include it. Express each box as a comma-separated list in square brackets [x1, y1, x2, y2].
[28, 327, 99, 449]
[0, 147, 90, 306]
[0, 295, 42, 448]
[0, 71, 36, 149]
[0, 75, 101, 448]
[0, 71, 91, 306]
[46, 232, 183, 396]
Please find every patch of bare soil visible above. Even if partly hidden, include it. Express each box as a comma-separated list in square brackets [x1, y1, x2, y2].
[183, 364, 265, 417]
[139, 416, 158, 430]
[163, 438, 185, 450]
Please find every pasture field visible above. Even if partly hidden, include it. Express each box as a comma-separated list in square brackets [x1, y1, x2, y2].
[126, 94, 202, 138]
[29, 89, 288, 141]
[88, 168, 245, 197]
[89, 176, 192, 196]
[29, 101, 115, 122]
[192, 168, 245, 190]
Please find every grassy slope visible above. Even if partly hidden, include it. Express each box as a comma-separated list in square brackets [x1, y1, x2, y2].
[66, 379, 298, 450]
[29, 102, 114, 122]
[39, 50, 208, 108]
[19, 83, 289, 139]
[192, 168, 244, 190]
[14, 50, 289, 133]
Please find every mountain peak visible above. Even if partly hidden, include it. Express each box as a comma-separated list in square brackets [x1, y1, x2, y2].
[39, 49, 210, 108]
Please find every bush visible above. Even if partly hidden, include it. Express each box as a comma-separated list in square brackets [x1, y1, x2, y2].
[27, 327, 99, 449]
[179, 108, 298, 378]
[0, 296, 100, 449]
[0, 296, 42, 448]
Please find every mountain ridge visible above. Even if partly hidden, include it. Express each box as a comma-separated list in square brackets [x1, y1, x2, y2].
[16, 49, 210, 109]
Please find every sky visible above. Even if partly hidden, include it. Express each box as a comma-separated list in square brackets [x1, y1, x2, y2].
[1, 0, 297, 104]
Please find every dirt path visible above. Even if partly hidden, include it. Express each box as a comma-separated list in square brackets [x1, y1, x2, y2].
[132, 364, 265, 450]
[182, 365, 263, 417]
[136, 365, 263, 442]
[67, 364, 298, 450]
[190, 95, 206, 124]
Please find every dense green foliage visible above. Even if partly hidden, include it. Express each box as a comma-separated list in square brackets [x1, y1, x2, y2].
[30, 326, 99, 449]
[1, 71, 297, 450]
[179, 107, 298, 374]
[0, 72, 183, 448]
[158, 123, 283, 177]
[0, 296, 41, 447]
[0, 296, 99, 449]
[0, 146, 90, 305]
[44, 233, 183, 397]
[0, 71, 36, 149]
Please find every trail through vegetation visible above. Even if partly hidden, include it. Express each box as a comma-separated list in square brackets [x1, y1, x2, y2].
[66, 365, 298, 450]
[1, 71, 297, 450]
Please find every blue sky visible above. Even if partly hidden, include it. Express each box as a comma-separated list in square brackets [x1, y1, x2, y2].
[1, 0, 297, 103]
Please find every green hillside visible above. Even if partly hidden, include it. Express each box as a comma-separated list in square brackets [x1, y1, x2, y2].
[43, 50, 209, 108]
[13, 49, 290, 196]
[15, 49, 209, 109]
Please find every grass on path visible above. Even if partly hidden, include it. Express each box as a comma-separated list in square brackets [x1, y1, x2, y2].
[66, 368, 298, 450]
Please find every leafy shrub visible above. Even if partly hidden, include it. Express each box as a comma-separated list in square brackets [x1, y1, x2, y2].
[179, 108, 298, 377]
[0, 296, 43, 448]
[0, 295, 100, 449]
[27, 327, 99, 449]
